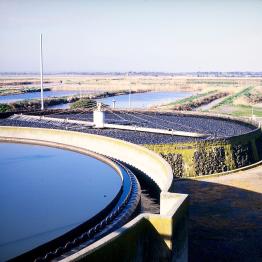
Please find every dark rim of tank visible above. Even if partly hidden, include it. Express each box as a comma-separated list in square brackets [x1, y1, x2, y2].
[10, 159, 141, 262]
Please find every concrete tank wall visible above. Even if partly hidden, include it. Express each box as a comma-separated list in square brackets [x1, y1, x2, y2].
[0, 126, 188, 261]
[61, 193, 188, 262]
[144, 114, 262, 179]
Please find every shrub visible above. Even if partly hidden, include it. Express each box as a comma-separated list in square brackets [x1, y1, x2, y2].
[0, 104, 14, 113]
[70, 98, 97, 109]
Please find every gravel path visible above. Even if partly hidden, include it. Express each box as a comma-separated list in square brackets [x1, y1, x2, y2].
[197, 96, 227, 111]
[174, 166, 262, 262]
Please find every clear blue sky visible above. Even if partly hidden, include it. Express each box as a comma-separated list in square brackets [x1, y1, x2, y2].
[0, 0, 261, 72]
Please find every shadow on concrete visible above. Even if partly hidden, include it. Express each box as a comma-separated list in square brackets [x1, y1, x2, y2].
[173, 179, 262, 262]
[85, 218, 172, 262]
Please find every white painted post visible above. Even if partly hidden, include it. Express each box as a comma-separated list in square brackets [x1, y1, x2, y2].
[40, 34, 44, 110]
[112, 100, 116, 109]
[127, 72, 131, 108]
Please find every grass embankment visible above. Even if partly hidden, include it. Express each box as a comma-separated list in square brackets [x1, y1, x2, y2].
[66, 89, 142, 109]
[0, 96, 80, 113]
[93, 89, 143, 99]
[213, 86, 254, 108]
[0, 90, 138, 113]
[0, 87, 51, 96]
[212, 86, 262, 117]
[226, 105, 262, 117]
[157, 91, 216, 109]
[157, 91, 228, 111]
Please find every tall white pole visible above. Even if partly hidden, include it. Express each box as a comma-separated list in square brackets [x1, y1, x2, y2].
[40, 34, 44, 110]
[127, 72, 131, 108]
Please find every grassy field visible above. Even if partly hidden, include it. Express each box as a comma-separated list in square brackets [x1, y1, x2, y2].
[214, 86, 254, 108]
[221, 105, 262, 117]
[209, 84, 262, 117]
[1, 75, 261, 95]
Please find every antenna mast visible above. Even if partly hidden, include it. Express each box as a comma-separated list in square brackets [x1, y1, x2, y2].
[40, 34, 44, 110]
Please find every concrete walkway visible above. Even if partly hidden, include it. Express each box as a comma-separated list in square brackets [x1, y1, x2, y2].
[174, 165, 262, 262]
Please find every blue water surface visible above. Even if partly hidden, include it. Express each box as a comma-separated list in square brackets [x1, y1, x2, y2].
[0, 90, 94, 104]
[97, 91, 193, 109]
[0, 143, 121, 261]
[0, 90, 193, 110]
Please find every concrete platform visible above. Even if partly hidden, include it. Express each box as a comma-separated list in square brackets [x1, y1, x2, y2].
[173, 165, 262, 262]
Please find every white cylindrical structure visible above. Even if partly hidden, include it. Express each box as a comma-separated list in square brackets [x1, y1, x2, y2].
[93, 110, 105, 128]
[112, 100, 116, 109]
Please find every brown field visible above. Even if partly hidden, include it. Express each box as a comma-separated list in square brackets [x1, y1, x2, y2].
[1, 75, 262, 94]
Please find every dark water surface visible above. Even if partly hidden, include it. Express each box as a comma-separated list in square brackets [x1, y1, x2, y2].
[0, 143, 121, 261]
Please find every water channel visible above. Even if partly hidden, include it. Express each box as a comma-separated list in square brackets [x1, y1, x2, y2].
[48, 91, 193, 109]
[98, 91, 192, 109]
[0, 90, 193, 110]
[0, 90, 93, 104]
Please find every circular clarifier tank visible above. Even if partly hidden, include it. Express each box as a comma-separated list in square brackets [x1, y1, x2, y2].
[0, 143, 122, 261]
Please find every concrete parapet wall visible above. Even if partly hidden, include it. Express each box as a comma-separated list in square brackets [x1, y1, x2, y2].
[144, 113, 262, 179]
[0, 125, 173, 192]
[61, 193, 188, 262]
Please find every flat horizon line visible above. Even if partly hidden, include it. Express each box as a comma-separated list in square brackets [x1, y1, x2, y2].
[1, 71, 262, 76]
